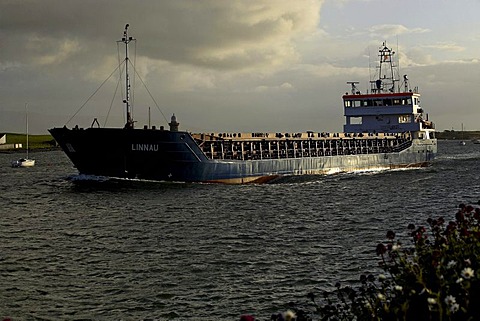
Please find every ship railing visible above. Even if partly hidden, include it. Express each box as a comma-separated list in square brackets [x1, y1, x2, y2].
[198, 136, 413, 160]
[391, 140, 413, 153]
[191, 131, 407, 142]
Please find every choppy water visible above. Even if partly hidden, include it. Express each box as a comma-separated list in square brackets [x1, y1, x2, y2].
[1, 140, 479, 320]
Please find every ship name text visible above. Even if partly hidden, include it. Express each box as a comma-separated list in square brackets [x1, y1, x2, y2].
[131, 143, 159, 152]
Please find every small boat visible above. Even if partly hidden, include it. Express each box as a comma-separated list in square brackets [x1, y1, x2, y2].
[12, 103, 35, 168]
[11, 158, 35, 168]
[473, 139, 480, 144]
[459, 123, 466, 146]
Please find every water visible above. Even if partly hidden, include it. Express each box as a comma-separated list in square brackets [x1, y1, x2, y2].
[1, 140, 479, 320]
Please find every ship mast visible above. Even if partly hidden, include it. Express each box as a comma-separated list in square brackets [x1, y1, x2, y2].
[370, 42, 397, 94]
[119, 24, 135, 129]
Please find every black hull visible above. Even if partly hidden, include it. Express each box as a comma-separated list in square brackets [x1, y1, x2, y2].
[49, 127, 437, 184]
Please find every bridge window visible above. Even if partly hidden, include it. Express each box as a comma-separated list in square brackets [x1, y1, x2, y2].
[345, 100, 364, 107]
[399, 115, 411, 123]
[350, 117, 362, 124]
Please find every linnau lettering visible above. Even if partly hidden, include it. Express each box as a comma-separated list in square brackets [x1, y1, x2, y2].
[132, 144, 159, 152]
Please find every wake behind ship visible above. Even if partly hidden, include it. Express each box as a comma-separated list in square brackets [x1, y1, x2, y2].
[50, 26, 437, 184]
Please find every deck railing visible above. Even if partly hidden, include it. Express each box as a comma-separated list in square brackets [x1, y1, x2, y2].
[197, 136, 413, 161]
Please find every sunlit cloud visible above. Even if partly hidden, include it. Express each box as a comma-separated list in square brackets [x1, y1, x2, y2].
[368, 24, 430, 38]
[254, 82, 294, 93]
[28, 37, 81, 66]
[170, 0, 324, 71]
[422, 42, 466, 52]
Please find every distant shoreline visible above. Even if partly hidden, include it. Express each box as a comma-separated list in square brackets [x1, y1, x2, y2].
[1, 133, 57, 152]
[435, 130, 480, 140]
[1, 131, 478, 153]
[0, 146, 60, 154]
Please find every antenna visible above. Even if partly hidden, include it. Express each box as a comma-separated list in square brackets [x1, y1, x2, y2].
[347, 81, 360, 95]
[368, 46, 372, 85]
[403, 74, 409, 92]
[370, 41, 397, 93]
[118, 24, 136, 129]
[396, 36, 401, 92]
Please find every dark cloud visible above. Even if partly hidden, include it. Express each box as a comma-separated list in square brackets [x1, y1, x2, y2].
[1, 0, 479, 134]
[1, 0, 321, 70]
[0, 0, 328, 134]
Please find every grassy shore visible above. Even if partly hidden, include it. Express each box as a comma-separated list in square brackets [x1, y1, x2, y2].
[4, 133, 57, 150]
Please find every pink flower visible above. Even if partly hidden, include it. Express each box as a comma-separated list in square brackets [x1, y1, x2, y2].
[376, 243, 387, 255]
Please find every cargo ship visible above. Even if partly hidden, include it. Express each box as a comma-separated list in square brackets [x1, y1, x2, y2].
[49, 25, 437, 184]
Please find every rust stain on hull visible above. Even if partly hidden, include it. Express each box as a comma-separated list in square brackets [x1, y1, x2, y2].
[203, 161, 432, 185]
[205, 175, 281, 184]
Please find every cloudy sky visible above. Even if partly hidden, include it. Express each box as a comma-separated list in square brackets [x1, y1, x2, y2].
[1, 0, 479, 134]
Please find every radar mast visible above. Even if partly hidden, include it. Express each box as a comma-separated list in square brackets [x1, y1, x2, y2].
[370, 42, 397, 94]
[118, 24, 136, 129]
